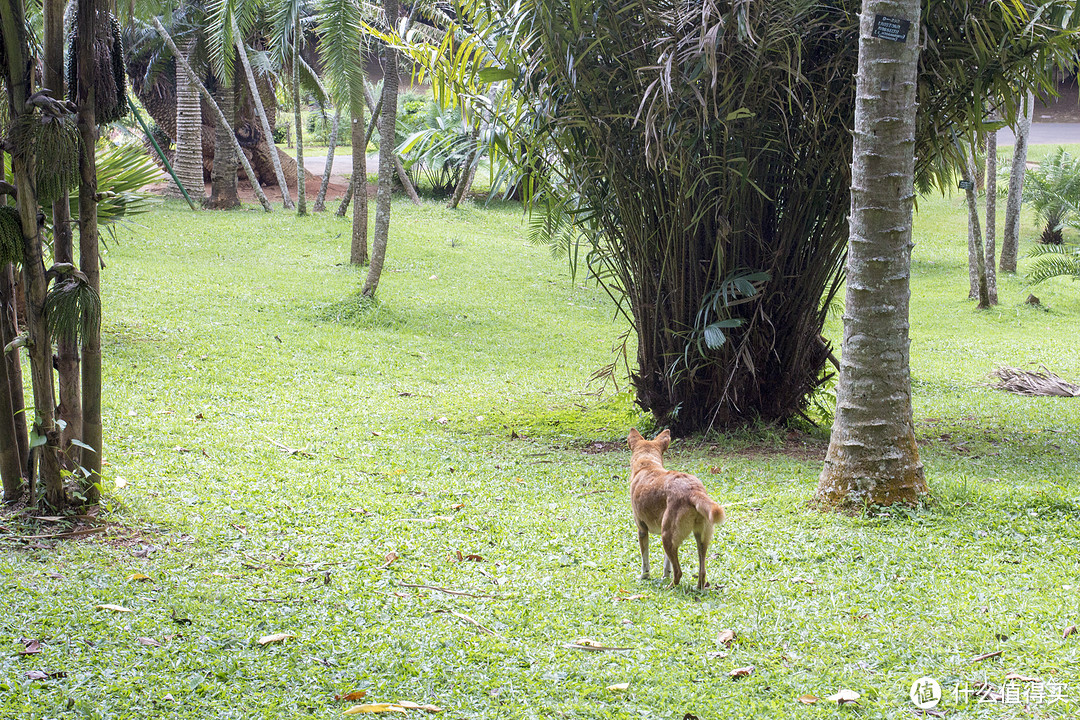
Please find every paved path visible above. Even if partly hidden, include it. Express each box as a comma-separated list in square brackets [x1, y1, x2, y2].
[302, 151, 378, 179]
[995, 122, 1080, 146]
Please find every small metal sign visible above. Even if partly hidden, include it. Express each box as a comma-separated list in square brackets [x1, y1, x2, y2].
[958, 180, 974, 190]
[872, 14, 911, 42]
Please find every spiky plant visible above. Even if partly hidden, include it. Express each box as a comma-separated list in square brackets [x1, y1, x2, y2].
[44, 275, 100, 346]
[8, 111, 81, 204]
[1027, 243, 1080, 285]
[1023, 148, 1080, 245]
[66, 11, 127, 124]
[0, 205, 22, 267]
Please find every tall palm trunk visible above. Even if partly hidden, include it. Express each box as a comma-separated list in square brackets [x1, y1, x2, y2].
[816, 0, 927, 507]
[314, 108, 340, 212]
[0, 260, 22, 500]
[349, 71, 368, 264]
[0, 263, 28, 481]
[233, 16, 292, 209]
[984, 127, 998, 303]
[363, 17, 400, 299]
[293, 11, 307, 216]
[208, 69, 240, 209]
[172, 39, 205, 203]
[1001, 92, 1033, 273]
[960, 157, 991, 309]
[339, 86, 380, 219]
[76, 0, 103, 505]
[45, 0, 80, 460]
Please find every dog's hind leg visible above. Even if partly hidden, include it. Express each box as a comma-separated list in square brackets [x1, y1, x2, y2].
[638, 520, 651, 580]
[662, 534, 682, 586]
[694, 531, 709, 590]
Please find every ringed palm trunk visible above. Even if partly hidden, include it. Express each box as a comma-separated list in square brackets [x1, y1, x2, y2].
[1001, 91, 1033, 273]
[45, 0, 80, 461]
[984, 127, 998, 304]
[76, 0, 103, 505]
[172, 39, 206, 204]
[208, 70, 240, 210]
[349, 71, 368, 264]
[960, 157, 991, 309]
[293, 11, 307, 216]
[233, 16, 292, 209]
[816, 0, 927, 507]
[363, 21, 400, 299]
[0, 261, 22, 500]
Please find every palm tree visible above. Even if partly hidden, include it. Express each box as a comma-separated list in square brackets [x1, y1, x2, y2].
[362, 0, 400, 297]
[1002, 92, 1034, 272]
[1027, 243, 1080, 285]
[1023, 147, 1080, 245]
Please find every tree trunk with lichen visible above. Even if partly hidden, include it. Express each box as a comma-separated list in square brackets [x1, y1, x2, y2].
[816, 0, 927, 508]
[363, 19, 400, 297]
[1001, 92, 1033, 273]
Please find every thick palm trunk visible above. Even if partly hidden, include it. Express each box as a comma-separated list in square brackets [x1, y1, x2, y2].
[171, 39, 205, 203]
[208, 71, 240, 210]
[984, 129, 998, 304]
[816, 0, 926, 507]
[363, 23, 400, 298]
[339, 88, 381, 219]
[234, 16, 292, 208]
[314, 108, 340, 212]
[76, 0, 103, 505]
[0, 263, 23, 501]
[293, 12, 307, 216]
[1001, 92, 1033, 273]
[154, 19, 272, 213]
[45, 0, 80, 459]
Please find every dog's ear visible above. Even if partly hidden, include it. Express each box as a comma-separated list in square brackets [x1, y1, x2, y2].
[627, 428, 643, 449]
[654, 429, 671, 452]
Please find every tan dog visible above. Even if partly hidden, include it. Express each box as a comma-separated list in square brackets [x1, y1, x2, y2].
[628, 428, 725, 589]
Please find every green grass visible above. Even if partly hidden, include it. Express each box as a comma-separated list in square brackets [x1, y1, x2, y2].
[1, 188, 1079, 719]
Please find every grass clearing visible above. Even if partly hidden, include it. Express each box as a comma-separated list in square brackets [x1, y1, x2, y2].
[1, 189, 1079, 719]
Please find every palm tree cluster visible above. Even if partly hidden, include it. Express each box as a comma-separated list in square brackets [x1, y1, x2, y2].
[1023, 147, 1080, 246]
[438, 0, 1079, 434]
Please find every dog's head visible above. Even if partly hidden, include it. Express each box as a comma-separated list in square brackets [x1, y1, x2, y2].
[628, 428, 671, 457]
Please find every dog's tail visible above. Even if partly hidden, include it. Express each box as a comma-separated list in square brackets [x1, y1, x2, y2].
[693, 494, 726, 524]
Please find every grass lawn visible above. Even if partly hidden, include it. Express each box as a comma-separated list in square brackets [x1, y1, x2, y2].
[1, 187, 1079, 719]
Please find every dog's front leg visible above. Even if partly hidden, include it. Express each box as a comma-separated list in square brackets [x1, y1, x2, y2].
[637, 521, 651, 580]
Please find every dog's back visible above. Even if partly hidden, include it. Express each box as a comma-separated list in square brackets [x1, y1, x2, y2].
[628, 428, 725, 588]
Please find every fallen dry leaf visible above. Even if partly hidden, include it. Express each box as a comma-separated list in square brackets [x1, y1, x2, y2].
[343, 704, 407, 715]
[716, 629, 736, 646]
[435, 417, 448, 425]
[127, 573, 152, 582]
[615, 593, 645, 601]
[606, 682, 630, 691]
[825, 689, 860, 705]
[335, 691, 368, 701]
[257, 632, 295, 645]
[728, 665, 755, 679]
[450, 503, 465, 511]
[566, 638, 633, 652]
[1064, 625, 1077, 639]
[394, 701, 443, 712]
[463, 554, 485, 562]
[17, 639, 41, 655]
[796, 694, 819, 705]
[25, 670, 66, 681]
[137, 637, 162, 647]
[96, 604, 133, 613]
[1004, 671, 1041, 682]
[381, 552, 399, 568]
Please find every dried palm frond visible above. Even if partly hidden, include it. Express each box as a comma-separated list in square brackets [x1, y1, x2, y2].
[45, 275, 101, 345]
[987, 366, 1080, 397]
[8, 111, 81, 203]
[0, 205, 22, 266]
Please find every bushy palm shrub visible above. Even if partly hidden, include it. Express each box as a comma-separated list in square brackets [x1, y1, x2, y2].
[1024, 147, 1080, 245]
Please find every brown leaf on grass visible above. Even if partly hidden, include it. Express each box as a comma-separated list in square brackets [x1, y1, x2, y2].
[728, 665, 755, 679]
[127, 573, 152, 582]
[825, 689, 860, 704]
[716, 629, 736, 646]
[394, 701, 443, 712]
[381, 552, 399, 568]
[463, 554, 485, 562]
[96, 604, 133, 613]
[796, 694, 819, 705]
[709, 467, 722, 474]
[1004, 671, 1041, 682]
[1064, 625, 1077, 639]
[335, 690, 368, 701]
[25, 670, 66, 681]
[566, 638, 634, 652]
[343, 704, 407, 715]
[257, 633, 295, 645]
[615, 593, 645, 601]
[450, 503, 465, 510]
[17, 639, 42, 655]
[606, 682, 630, 691]
[137, 637, 161, 647]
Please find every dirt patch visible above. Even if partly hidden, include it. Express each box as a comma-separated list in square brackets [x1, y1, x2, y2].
[149, 173, 375, 207]
[580, 440, 624, 454]
[718, 434, 828, 463]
